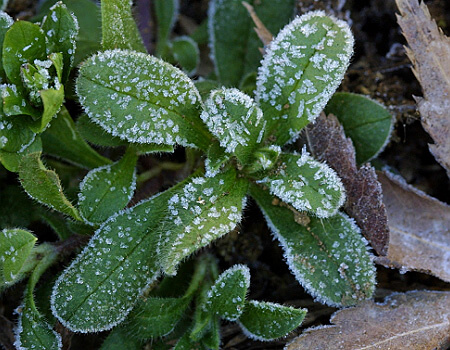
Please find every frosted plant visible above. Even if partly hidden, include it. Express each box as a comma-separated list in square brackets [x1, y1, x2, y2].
[0, 1, 386, 349]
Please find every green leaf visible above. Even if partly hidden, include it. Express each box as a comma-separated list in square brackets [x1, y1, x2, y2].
[194, 79, 221, 101]
[203, 264, 250, 321]
[41, 1, 79, 82]
[29, 85, 65, 133]
[154, 0, 179, 55]
[126, 297, 190, 339]
[159, 168, 248, 275]
[201, 88, 265, 166]
[250, 184, 376, 307]
[50, 174, 195, 332]
[257, 151, 345, 218]
[0, 135, 42, 173]
[0, 12, 13, 81]
[0, 113, 36, 153]
[0, 229, 36, 287]
[101, 0, 146, 53]
[238, 300, 306, 341]
[246, 145, 281, 174]
[99, 327, 141, 350]
[205, 141, 230, 178]
[174, 332, 204, 350]
[201, 315, 220, 350]
[41, 107, 112, 169]
[0, 186, 37, 228]
[76, 49, 211, 150]
[255, 11, 354, 146]
[170, 36, 199, 75]
[2, 84, 40, 119]
[78, 148, 137, 225]
[75, 113, 174, 154]
[2, 21, 47, 86]
[18, 152, 82, 221]
[239, 71, 257, 97]
[209, 0, 296, 86]
[325, 92, 393, 164]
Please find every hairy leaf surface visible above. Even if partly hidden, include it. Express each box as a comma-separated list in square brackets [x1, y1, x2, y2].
[0, 112, 36, 153]
[0, 136, 42, 173]
[0, 11, 13, 80]
[29, 85, 65, 133]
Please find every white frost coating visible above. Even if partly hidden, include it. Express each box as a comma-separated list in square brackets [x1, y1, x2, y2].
[207, 0, 220, 79]
[0, 11, 14, 27]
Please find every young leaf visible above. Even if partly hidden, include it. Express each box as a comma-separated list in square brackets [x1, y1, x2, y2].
[205, 141, 230, 178]
[29, 85, 65, 133]
[0, 11, 13, 81]
[170, 36, 199, 76]
[41, 1, 79, 83]
[2, 84, 40, 119]
[209, 0, 296, 86]
[201, 88, 265, 166]
[101, 0, 146, 53]
[0, 113, 36, 153]
[0, 136, 42, 173]
[256, 151, 345, 218]
[78, 148, 137, 225]
[255, 11, 354, 145]
[158, 168, 248, 275]
[250, 184, 376, 307]
[325, 92, 393, 164]
[18, 152, 82, 221]
[203, 264, 250, 321]
[154, 0, 179, 55]
[50, 174, 196, 332]
[0, 229, 36, 288]
[238, 300, 306, 341]
[41, 107, 112, 169]
[76, 49, 212, 150]
[2, 21, 47, 86]
[201, 315, 221, 350]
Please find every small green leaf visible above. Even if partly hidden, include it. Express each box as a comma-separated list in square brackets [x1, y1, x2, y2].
[159, 168, 248, 275]
[99, 327, 141, 350]
[154, 0, 179, 55]
[126, 297, 190, 339]
[194, 79, 221, 101]
[170, 36, 199, 75]
[205, 141, 230, 178]
[42, 1, 79, 82]
[41, 107, 112, 169]
[2, 84, 41, 119]
[48, 52, 64, 83]
[209, 0, 296, 86]
[0, 11, 14, 81]
[257, 151, 345, 218]
[78, 148, 137, 225]
[246, 145, 281, 174]
[238, 300, 306, 341]
[203, 264, 250, 321]
[76, 49, 211, 150]
[0, 113, 36, 153]
[2, 21, 47, 86]
[201, 88, 265, 166]
[0, 229, 36, 286]
[18, 152, 82, 221]
[250, 184, 376, 307]
[174, 332, 204, 350]
[201, 315, 221, 350]
[325, 92, 393, 164]
[239, 71, 257, 97]
[101, 0, 146, 52]
[0, 136, 42, 173]
[255, 11, 354, 145]
[29, 85, 65, 133]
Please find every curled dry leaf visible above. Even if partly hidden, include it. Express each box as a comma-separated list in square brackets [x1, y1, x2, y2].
[286, 290, 450, 350]
[241, 1, 273, 50]
[396, 0, 450, 178]
[376, 171, 450, 282]
[305, 113, 389, 256]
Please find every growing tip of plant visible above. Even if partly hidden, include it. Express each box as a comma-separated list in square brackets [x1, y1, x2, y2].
[241, 1, 273, 51]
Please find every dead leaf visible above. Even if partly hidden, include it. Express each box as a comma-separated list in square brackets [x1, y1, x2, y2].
[305, 113, 389, 256]
[376, 171, 450, 282]
[396, 0, 450, 178]
[241, 1, 273, 51]
[286, 290, 450, 350]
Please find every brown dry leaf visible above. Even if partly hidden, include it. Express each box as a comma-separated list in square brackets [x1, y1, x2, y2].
[376, 171, 450, 282]
[286, 290, 450, 350]
[396, 0, 450, 178]
[305, 113, 389, 256]
[241, 1, 273, 51]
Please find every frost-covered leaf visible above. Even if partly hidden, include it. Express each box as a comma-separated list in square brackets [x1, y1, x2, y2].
[18, 152, 82, 221]
[76, 49, 211, 150]
[29, 85, 65, 133]
[376, 171, 450, 282]
[209, 0, 295, 86]
[246, 145, 281, 174]
[203, 264, 250, 321]
[0, 229, 36, 287]
[41, 107, 111, 169]
[324, 92, 393, 164]
[205, 141, 230, 178]
[257, 151, 345, 218]
[238, 300, 306, 341]
[75, 112, 174, 154]
[170, 36, 199, 76]
[0, 136, 42, 173]
[101, 0, 146, 53]
[201, 88, 265, 166]
[2, 21, 46, 86]
[42, 1, 78, 83]
[2, 84, 40, 119]
[0, 11, 13, 81]
[154, 0, 179, 55]
[255, 11, 353, 146]
[286, 290, 450, 350]
[250, 184, 376, 307]
[0, 113, 36, 153]
[159, 168, 248, 275]
[126, 297, 190, 339]
[78, 148, 137, 225]
[50, 174, 198, 332]
[306, 113, 389, 256]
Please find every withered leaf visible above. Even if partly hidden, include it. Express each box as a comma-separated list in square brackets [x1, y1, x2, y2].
[376, 171, 450, 282]
[305, 113, 389, 256]
[242, 1, 273, 52]
[286, 290, 450, 350]
[396, 0, 450, 178]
